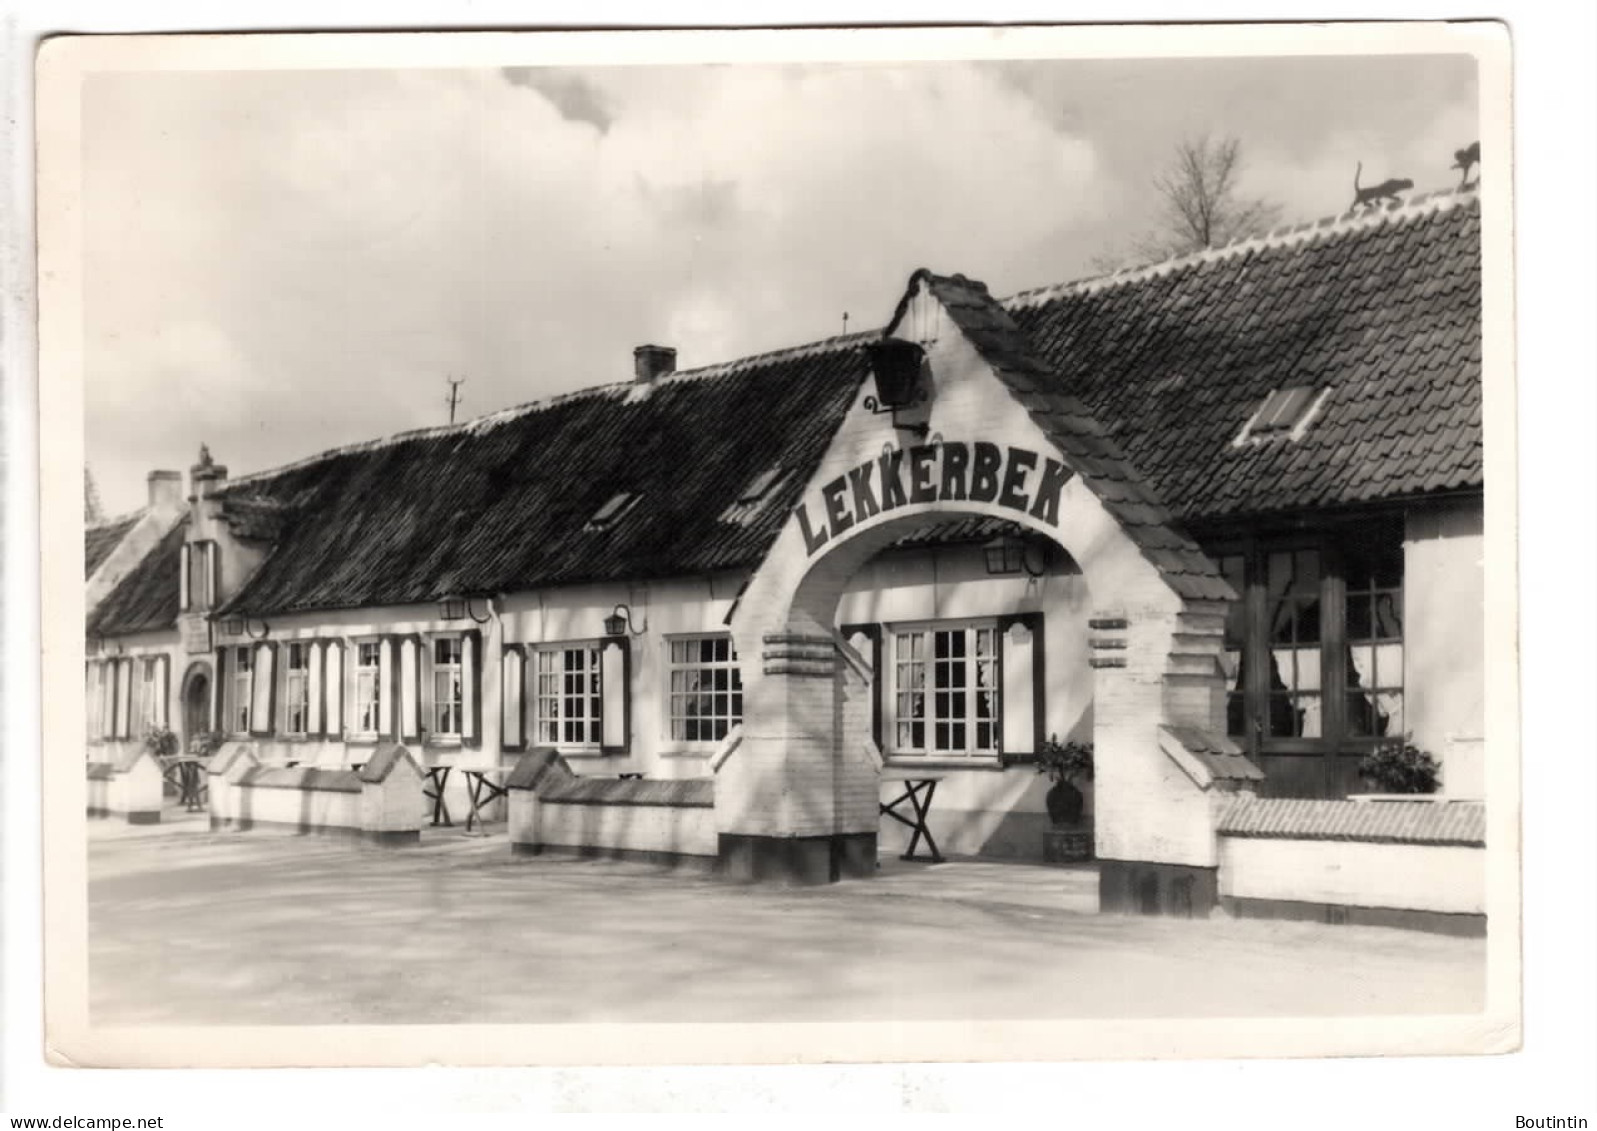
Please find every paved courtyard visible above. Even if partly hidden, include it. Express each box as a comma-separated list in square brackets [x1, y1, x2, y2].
[88, 813, 1486, 1026]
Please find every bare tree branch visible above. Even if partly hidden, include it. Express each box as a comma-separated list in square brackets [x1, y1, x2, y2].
[1095, 134, 1282, 273]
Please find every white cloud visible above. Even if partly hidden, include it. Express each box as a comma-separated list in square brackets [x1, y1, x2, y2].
[80, 55, 1473, 515]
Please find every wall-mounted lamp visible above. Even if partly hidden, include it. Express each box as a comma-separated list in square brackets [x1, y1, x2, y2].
[221, 616, 270, 639]
[604, 603, 647, 637]
[983, 534, 1048, 579]
[439, 595, 493, 624]
[863, 338, 930, 437]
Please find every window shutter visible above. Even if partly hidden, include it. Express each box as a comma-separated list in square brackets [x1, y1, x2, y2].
[599, 637, 630, 755]
[501, 645, 525, 752]
[157, 654, 171, 729]
[399, 636, 421, 743]
[306, 641, 324, 737]
[324, 640, 344, 740]
[250, 641, 277, 737]
[840, 623, 883, 747]
[998, 613, 1045, 758]
[377, 637, 395, 740]
[179, 544, 192, 612]
[212, 646, 228, 732]
[461, 630, 481, 748]
[206, 543, 220, 609]
[116, 657, 134, 739]
[86, 663, 101, 741]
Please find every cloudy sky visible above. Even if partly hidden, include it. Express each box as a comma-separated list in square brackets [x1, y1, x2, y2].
[83, 50, 1478, 516]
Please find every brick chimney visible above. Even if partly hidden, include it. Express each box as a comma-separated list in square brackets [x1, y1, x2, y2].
[633, 344, 677, 384]
[147, 469, 182, 510]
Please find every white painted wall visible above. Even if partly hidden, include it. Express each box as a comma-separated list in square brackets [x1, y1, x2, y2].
[233, 780, 362, 831]
[1404, 498, 1485, 794]
[85, 629, 183, 764]
[1219, 834, 1485, 915]
[535, 800, 718, 859]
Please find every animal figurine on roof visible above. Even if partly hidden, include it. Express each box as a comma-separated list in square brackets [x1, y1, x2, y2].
[1350, 162, 1415, 212]
[1453, 141, 1481, 189]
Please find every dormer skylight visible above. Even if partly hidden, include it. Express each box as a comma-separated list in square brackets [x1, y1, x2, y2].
[586, 491, 639, 530]
[1236, 385, 1325, 445]
[737, 466, 788, 505]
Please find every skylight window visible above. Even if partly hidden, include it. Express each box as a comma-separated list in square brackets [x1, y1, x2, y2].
[1250, 386, 1319, 436]
[586, 491, 639, 530]
[737, 466, 788, 505]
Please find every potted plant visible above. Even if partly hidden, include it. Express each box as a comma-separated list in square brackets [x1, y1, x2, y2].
[1356, 736, 1441, 796]
[143, 725, 180, 760]
[1037, 735, 1094, 825]
[1035, 735, 1094, 864]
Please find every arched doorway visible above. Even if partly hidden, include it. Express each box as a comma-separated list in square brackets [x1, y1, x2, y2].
[181, 662, 212, 750]
[712, 269, 1240, 906]
[719, 439, 1232, 900]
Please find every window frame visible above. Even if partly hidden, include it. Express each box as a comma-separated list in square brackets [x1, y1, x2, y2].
[885, 618, 1002, 762]
[138, 656, 160, 733]
[532, 641, 604, 751]
[663, 633, 743, 748]
[282, 641, 311, 737]
[224, 644, 253, 736]
[1208, 516, 1407, 787]
[352, 639, 383, 739]
[429, 633, 465, 741]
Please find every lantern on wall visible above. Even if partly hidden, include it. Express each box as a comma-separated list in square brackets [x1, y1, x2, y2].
[221, 616, 270, 639]
[863, 338, 926, 409]
[604, 603, 647, 637]
[982, 533, 1048, 578]
[438, 594, 492, 624]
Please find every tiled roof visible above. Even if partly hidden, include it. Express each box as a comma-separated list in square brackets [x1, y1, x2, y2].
[219, 339, 867, 617]
[182, 189, 1478, 619]
[1160, 724, 1266, 785]
[1007, 190, 1481, 522]
[85, 512, 140, 579]
[1217, 796, 1485, 846]
[87, 520, 186, 637]
[921, 270, 1232, 602]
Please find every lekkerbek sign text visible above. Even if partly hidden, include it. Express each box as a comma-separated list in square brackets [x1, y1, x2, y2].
[793, 440, 1069, 555]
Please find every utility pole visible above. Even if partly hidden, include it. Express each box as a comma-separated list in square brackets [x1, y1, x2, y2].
[446, 377, 465, 425]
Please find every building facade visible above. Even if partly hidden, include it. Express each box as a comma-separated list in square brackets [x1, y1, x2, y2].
[85, 190, 1486, 915]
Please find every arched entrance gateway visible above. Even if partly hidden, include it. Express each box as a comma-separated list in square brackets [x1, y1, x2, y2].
[181, 661, 212, 751]
[717, 270, 1248, 914]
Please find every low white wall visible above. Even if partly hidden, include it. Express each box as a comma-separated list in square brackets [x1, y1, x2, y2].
[214, 742, 424, 842]
[234, 778, 361, 832]
[537, 799, 718, 858]
[86, 751, 164, 822]
[1219, 835, 1484, 915]
[86, 766, 113, 815]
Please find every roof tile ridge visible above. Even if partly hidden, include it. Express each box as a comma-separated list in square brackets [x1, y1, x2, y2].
[223, 331, 872, 492]
[223, 382, 633, 490]
[86, 505, 148, 532]
[664, 329, 873, 383]
[1003, 186, 1480, 310]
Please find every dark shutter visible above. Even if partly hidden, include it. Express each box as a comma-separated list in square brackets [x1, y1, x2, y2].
[996, 613, 1046, 757]
[213, 645, 229, 733]
[463, 629, 483, 749]
[599, 637, 630, 755]
[158, 654, 171, 730]
[501, 644, 527, 754]
[839, 622, 884, 748]
[250, 641, 278, 738]
[377, 636, 395, 740]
